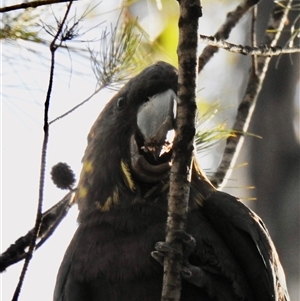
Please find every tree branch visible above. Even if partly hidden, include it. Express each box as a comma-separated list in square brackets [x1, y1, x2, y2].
[210, 0, 293, 189]
[0, 0, 76, 13]
[251, 6, 258, 74]
[198, 0, 260, 73]
[199, 34, 300, 56]
[11, 2, 74, 300]
[161, 0, 202, 300]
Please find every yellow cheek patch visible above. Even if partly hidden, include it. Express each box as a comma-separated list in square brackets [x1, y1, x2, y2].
[193, 192, 204, 207]
[96, 187, 119, 212]
[132, 196, 145, 205]
[121, 160, 135, 191]
[83, 160, 93, 173]
[111, 188, 119, 206]
[78, 186, 88, 198]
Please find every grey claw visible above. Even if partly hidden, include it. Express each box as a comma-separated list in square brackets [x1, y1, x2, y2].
[181, 267, 193, 278]
[151, 251, 164, 265]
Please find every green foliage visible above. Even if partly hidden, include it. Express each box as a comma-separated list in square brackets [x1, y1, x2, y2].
[195, 102, 232, 152]
[0, 10, 42, 42]
[89, 15, 150, 90]
[195, 102, 261, 153]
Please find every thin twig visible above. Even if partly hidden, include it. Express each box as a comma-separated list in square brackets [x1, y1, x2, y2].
[50, 12, 144, 125]
[11, 2, 74, 300]
[198, 0, 260, 73]
[210, 0, 293, 189]
[199, 34, 300, 56]
[161, 1, 202, 300]
[49, 86, 103, 124]
[0, 0, 76, 13]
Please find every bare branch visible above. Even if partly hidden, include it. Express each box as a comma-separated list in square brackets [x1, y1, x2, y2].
[0, 0, 76, 13]
[198, 0, 259, 73]
[251, 6, 258, 73]
[210, 0, 293, 189]
[161, 1, 202, 300]
[199, 34, 300, 56]
[49, 86, 104, 124]
[11, 2, 74, 300]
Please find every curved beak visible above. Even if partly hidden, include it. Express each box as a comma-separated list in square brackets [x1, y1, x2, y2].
[137, 89, 177, 159]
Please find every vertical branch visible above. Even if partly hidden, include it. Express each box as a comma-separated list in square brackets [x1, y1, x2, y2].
[161, 0, 202, 300]
[210, 0, 293, 188]
[11, 2, 73, 300]
[251, 5, 258, 74]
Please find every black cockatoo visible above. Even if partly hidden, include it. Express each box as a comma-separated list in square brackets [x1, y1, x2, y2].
[54, 62, 289, 301]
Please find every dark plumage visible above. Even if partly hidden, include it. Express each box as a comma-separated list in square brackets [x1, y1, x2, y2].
[54, 61, 289, 301]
